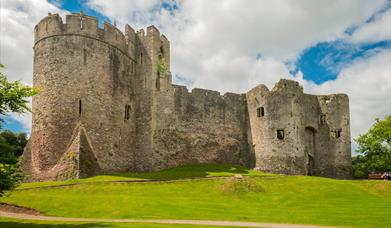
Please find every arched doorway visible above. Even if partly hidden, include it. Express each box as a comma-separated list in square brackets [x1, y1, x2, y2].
[304, 127, 316, 176]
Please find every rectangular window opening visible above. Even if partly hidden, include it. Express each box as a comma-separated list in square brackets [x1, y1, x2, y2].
[277, 129, 284, 140]
[83, 49, 87, 64]
[80, 18, 83, 29]
[124, 105, 131, 120]
[156, 76, 160, 91]
[257, 107, 265, 117]
[336, 129, 342, 138]
[331, 129, 342, 138]
[79, 100, 82, 117]
[139, 52, 143, 64]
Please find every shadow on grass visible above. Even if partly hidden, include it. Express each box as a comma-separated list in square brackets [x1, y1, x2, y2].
[0, 221, 111, 227]
[101, 164, 251, 180]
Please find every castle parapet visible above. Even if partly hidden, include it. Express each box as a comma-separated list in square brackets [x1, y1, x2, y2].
[34, 13, 141, 61]
[271, 79, 303, 94]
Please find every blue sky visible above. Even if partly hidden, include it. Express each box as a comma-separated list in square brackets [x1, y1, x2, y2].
[1, 115, 26, 133]
[1, 0, 390, 147]
[295, 40, 391, 83]
[49, 0, 109, 26]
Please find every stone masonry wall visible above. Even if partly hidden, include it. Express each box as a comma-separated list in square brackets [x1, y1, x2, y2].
[247, 80, 305, 175]
[246, 80, 352, 178]
[24, 12, 352, 181]
[151, 84, 254, 170]
[29, 13, 139, 180]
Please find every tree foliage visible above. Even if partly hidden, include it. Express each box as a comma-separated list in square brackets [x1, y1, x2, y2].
[0, 130, 28, 164]
[0, 163, 23, 196]
[156, 58, 168, 75]
[0, 64, 36, 195]
[353, 115, 391, 178]
[0, 64, 38, 127]
[0, 130, 26, 196]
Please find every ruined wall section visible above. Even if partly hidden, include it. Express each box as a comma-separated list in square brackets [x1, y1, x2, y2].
[317, 95, 352, 178]
[247, 80, 305, 174]
[296, 94, 323, 176]
[151, 85, 253, 170]
[247, 79, 352, 178]
[30, 13, 138, 179]
[132, 26, 252, 170]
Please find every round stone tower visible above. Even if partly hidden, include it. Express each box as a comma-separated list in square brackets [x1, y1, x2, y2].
[27, 13, 138, 180]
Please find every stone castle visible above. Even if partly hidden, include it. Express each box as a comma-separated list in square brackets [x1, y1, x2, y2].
[22, 13, 352, 181]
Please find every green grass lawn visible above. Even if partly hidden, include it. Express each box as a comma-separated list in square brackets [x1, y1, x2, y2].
[17, 164, 272, 189]
[0, 218, 230, 227]
[1, 164, 390, 228]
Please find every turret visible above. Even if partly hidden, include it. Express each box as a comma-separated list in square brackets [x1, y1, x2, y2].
[34, 13, 136, 61]
[26, 13, 151, 180]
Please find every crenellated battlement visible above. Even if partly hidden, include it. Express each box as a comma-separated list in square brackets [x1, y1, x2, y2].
[34, 13, 168, 62]
[247, 79, 348, 100]
[173, 84, 244, 101]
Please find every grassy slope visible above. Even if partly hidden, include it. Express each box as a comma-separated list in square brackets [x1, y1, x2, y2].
[1, 164, 390, 228]
[18, 164, 271, 189]
[0, 218, 230, 228]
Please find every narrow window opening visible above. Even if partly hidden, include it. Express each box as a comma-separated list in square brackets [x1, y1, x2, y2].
[277, 129, 285, 140]
[139, 52, 143, 64]
[331, 129, 342, 138]
[159, 46, 164, 60]
[336, 129, 342, 138]
[80, 18, 83, 29]
[156, 76, 160, 91]
[124, 105, 131, 120]
[257, 107, 265, 117]
[83, 49, 87, 64]
[78, 100, 82, 117]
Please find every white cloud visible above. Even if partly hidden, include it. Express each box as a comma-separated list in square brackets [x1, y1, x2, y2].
[0, 0, 67, 85]
[0, 0, 67, 133]
[349, 8, 391, 44]
[87, 0, 161, 27]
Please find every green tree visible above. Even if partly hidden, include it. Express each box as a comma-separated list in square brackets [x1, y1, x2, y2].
[353, 115, 391, 178]
[0, 64, 37, 195]
[0, 163, 23, 196]
[0, 64, 38, 128]
[0, 130, 28, 165]
[0, 130, 28, 157]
